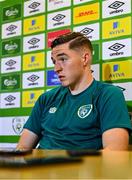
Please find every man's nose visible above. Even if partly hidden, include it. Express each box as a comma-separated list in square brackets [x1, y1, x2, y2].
[54, 62, 62, 73]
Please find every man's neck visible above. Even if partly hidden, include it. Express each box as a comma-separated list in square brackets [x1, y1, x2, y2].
[69, 76, 94, 95]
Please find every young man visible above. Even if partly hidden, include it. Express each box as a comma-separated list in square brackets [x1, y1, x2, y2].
[17, 32, 131, 150]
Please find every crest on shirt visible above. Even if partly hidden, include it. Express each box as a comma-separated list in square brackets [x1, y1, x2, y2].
[77, 104, 93, 119]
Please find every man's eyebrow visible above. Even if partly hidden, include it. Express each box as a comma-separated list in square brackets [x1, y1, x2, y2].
[57, 53, 67, 57]
[51, 53, 68, 61]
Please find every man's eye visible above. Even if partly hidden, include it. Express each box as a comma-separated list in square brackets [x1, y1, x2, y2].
[60, 57, 67, 61]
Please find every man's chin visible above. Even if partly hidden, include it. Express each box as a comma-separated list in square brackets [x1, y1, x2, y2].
[61, 82, 69, 87]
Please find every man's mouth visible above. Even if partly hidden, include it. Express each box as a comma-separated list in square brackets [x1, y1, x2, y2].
[58, 75, 65, 81]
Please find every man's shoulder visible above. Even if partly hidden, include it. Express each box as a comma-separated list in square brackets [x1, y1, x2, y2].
[39, 86, 68, 102]
[95, 80, 122, 96]
[36, 86, 68, 107]
[45, 86, 67, 96]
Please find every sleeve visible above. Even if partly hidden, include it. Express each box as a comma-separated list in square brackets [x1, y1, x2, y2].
[98, 86, 132, 133]
[24, 94, 44, 137]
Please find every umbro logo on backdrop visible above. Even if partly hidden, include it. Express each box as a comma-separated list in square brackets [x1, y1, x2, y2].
[27, 74, 39, 82]
[28, 38, 40, 45]
[23, 34, 44, 53]
[102, 0, 130, 19]
[52, 14, 65, 22]
[1, 56, 21, 73]
[108, 43, 125, 52]
[28, 2, 40, 9]
[1, 92, 20, 108]
[4, 95, 16, 103]
[108, 1, 125, 15]
[6, 25, 17, 32]
[22, 71, 44, 89]
[47, 9, 71, 29]
[26, 74, 39, 86]
[5, 60, 16, 67]
[27, 37, 40, 50]
[108, 43, 125, 57]
[2, 20, 21, 39]
[108, 1, 125, 10]
[80, 27, 94, 35]
[24, 0, 45, 17]
[52, 14, 66, 26]
[102, 38, 131, 60]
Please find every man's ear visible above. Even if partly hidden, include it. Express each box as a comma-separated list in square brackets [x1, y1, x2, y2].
[83, 52, 91, 66]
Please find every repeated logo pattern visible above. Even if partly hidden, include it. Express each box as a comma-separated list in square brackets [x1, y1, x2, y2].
[0, 0, 132, 144]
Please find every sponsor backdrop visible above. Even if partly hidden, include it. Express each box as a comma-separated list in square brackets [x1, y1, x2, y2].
[0, 0, 132, 147]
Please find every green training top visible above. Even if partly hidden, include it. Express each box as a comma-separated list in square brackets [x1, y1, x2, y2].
[24, 80, 132, 150]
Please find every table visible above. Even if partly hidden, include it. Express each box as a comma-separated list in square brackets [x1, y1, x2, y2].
[0, 149, 132, 179]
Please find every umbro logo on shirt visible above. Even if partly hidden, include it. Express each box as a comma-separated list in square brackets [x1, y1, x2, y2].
[49, 107, 57, 113]
[77, 104, 93, 118]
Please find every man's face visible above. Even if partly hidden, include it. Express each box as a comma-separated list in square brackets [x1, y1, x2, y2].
[51, 42, 87, 89]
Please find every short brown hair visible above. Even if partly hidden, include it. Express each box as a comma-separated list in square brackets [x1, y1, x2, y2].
[51, 32, 93, 53]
